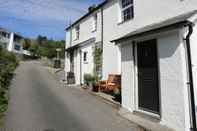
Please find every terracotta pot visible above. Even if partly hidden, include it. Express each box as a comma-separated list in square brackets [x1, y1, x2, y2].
[92, 84, 99, 92]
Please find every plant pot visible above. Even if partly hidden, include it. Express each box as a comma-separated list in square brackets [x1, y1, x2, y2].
[92, 83, 99, 92]
[113, 87, 121, 103]
[113, 87, 120, 95]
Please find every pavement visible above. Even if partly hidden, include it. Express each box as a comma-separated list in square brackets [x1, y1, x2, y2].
[2, 61, 140, 131]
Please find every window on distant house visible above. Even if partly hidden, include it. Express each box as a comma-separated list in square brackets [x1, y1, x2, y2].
[14, 44, 21, 51]
[92, 14, 97, 31]
[75, 25, 80, 40]
[121, 0, 134, 22]
[83, 52, 87, 63]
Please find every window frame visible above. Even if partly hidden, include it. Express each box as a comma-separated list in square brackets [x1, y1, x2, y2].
[92, 14, 98, 32]
[14, 44, 21, 51]
[83, 51, 88, 63]
[120, 0, 134, 22]
[75, 25, 80, 40]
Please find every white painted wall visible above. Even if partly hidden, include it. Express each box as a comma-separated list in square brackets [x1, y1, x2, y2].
[190, 22, 197, 109]
[65, 10, 102, 84]
[65, 43, 95, 85]
[74, 49, 81, 85]
[80, 43, 94, 84]
[7, 32, 14, 52]
[120, 30, 190, 131]
[66, 10, 102, 49]
[120, 41, 135, 111]
[65, 0, 197, 83]
[101, 0, 197, 79]
[158, 31, 190, 131]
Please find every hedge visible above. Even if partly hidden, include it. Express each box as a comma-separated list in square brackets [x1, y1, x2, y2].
[0, 46, 19, 114]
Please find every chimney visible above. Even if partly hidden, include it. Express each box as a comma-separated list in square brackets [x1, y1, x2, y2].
[88, 4, 96, 12]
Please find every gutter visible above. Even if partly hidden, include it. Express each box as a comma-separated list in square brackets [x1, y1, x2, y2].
[184, 23, 197, 131]
[80, 50, 82, 85]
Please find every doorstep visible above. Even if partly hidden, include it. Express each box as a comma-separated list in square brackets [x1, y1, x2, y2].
[87, 90, 121, 109]
[118, 108, 175, 131]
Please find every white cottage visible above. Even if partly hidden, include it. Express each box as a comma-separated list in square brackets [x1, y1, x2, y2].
[65, 2, 110, 85]
[0, 27, 23, 54]
[112, 11, 197, 131]
[65, 0, 197, 130]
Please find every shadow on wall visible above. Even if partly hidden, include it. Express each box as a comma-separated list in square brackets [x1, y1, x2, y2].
[158, 35, 179, 59]
[121, 43, 133, 62]
[121, 35, 179, 62]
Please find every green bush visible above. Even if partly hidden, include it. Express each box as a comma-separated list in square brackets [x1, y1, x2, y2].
[84, 74, 99, 86]
[84, 74, 93, 86]
[0, 46, 18, 114]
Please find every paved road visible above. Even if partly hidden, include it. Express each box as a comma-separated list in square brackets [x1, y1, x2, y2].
[3, 61, 139, 131]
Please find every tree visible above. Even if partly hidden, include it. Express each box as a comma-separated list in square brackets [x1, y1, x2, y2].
[37, 35, 47, 46]
[24, 35, 65, 59]
[28, 41, 39, 57]
[22, 38, 31, 50]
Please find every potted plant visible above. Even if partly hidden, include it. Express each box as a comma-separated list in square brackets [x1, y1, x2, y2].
[113, 87, 121, 103]
[83, 74, 93, 89]
[91, 75, 99, 92]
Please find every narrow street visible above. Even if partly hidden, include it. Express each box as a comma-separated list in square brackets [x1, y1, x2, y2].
[2, 61, 139, 131]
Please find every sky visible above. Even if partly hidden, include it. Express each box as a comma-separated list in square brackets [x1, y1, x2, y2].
[0, 0, 103, 40]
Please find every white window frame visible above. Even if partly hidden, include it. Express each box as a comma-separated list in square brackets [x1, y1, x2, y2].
[75, 25, 80, 40]
[120, 0, 134, 22]
[83, 51, 88, 63]
[92, 14, 97, 32]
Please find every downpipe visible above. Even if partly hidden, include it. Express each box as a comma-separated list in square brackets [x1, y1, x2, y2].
[184, 23, 197, 131]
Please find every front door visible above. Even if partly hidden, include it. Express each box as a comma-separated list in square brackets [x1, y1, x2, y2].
[137, 39, 160, 114]
[70, 51, 74, 72]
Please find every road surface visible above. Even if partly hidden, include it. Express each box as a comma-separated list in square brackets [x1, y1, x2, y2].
[3, 61, 139, 131]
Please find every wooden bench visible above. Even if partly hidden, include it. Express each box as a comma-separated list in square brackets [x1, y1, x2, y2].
[98, 74, 121, 92]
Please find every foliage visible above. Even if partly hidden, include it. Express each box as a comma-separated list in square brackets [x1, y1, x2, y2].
[84, 73, 99, 86]
[84, 74, 94, 86]
[93, 46, 102, 79]
[28, 35, 65, 59]
[22, 38, 31, 50]
[38, 39, 65, 59]
[28, 41, 39, 57]
[37, 35, 47, 46]
[0, 45, 18, 114]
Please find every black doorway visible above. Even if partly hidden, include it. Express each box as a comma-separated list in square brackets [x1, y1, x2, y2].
[137, 39, 160, 114]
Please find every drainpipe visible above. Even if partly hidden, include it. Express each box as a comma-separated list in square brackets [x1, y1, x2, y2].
[184, 23, 197, 131]
[100, 7, 104, 78]
[80, 49, 82, 85]
[101, 7, 104, 51]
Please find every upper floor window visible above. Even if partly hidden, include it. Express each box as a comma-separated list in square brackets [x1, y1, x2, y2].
[75, 25, 80, 40]
[0, 32, 10, 38]
[83, 52, 87, 63]
[14, 44, 21, 51]
[121, 0, 134, 22]
[92, 14, 97, 31]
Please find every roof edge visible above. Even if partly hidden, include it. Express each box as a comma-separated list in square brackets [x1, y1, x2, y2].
[111, 21, 192, 44]
[65, 0, 107, 31]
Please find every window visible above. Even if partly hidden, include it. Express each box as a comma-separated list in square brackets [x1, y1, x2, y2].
[92, 14, 97, 31]
[83, 52, 87, 62]
[14, 44, 21, 51]
[75, 25, 80, 40]
[121, 0, 134, 22]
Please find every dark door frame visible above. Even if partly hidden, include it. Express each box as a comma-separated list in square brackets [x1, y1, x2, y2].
[134, 39, 161, 116]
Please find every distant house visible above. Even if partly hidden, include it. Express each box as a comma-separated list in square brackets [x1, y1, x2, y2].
[65, 0, 197, 131]
[0, 27, 23, 54]
[65, 2, 108, 85]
